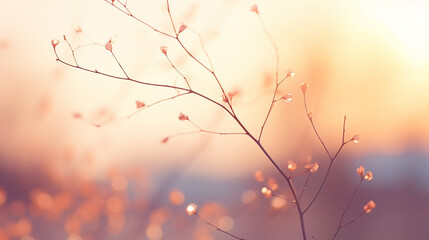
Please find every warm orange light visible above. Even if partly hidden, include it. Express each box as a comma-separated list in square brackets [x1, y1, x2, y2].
[0, 187, 6, 207]
[111, 175, 128, 192]
[186, 203, 198, 215]
[169, 188, 185, 206]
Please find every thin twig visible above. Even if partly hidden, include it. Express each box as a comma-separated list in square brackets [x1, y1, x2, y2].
[256, 13, 280, 142]
[299, 172, 311, 201]
[166, 0, 177, 36]
[196, 213, 246, 240]
[302, 98, 352, 214]
[63, 35, 79, 66]
[331, 180, 363, 240]
[110, 50, 130, 79]
[272, 193, 296, 203]
[164, 54, 191, 90]
[104, 0, 176, 38]
[188, 27, 215, 71]
[127, 92, 191, 119]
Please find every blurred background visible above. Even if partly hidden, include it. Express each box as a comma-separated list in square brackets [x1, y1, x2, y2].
[0, 0, 428, 239]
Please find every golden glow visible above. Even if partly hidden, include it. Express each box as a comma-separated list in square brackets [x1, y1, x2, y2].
[186, 204, 198, 215]
[217, 216, 234, 231]
[372, 1, 429, 59]
[146, 224, 163, 240]
[111, 175, 128, 192]
[169, 188, 185, 206]
[0, 188, 6, 207]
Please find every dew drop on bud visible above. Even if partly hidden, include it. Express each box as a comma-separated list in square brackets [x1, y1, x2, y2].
[364, 171, 373, 181]
[261, 187, 272, 198]
[305, 162, 319, 173]
[105, 42, 113, 51]
[282, 94, 293, 103]
[51, 39, 60, 48]
[363, 200, 376, 213]
[286, 69, 295, 78]
[109, 35, 117, 43]
[186, 203, 197, 215]
[287, 160, 297, 171]
[250, 4, 259, 14]
[352, 134, 360, 143]
[160, 46, 168, 55]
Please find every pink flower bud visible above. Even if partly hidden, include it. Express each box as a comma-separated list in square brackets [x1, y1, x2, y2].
[51, 39, 60, 48]
[364, 171, 373, 181]
[227, 90, 239, 100]
[250, 4, 259, 14]
[282, 94, 293, 103]
[300, 82, 308, 93]
[136, 101, 145, 109]
[287, 161, 297, 171]
[105, 42, 113, 51]
[352, 134, 360, 143]
[179, 24, 187, 34]
[363, 200, 376, 213]
[286, 69, 295, 78]
[307, 112, 313, 119]
[178, 112, 189, 121]
[222, 95, 229, 103]
[356, 166, 365, 178]
[305, 162, 319, 173]
[161, 137, 169, 143]
[160, 46, 168, 55]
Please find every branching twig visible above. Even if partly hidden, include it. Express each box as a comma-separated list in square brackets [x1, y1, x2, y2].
[331, 180, 364, 240]
[302, 110, 353, 214]
[196, 213, 246, 240]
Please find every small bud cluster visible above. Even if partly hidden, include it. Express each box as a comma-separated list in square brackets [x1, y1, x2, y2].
[356, 166, 373, 181]
[363, 200, 376, 213]
[305, 162, 319, 173]
[261, 187, 272, 198]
